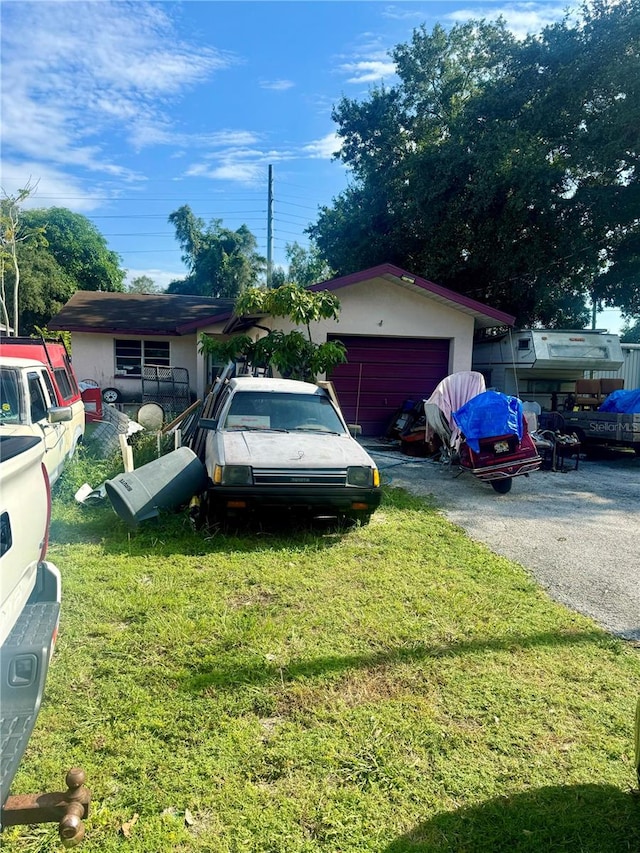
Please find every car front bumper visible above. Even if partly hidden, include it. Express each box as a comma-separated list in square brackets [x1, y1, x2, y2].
[206, 484, 382, 518]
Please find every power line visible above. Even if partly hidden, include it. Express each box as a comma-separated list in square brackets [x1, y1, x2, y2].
[89, 210, 267, 220]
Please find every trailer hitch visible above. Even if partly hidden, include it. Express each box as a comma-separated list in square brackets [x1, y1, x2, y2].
[1, 768, 91, 847]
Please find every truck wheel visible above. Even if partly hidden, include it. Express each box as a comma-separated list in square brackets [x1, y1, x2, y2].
[102, 387, 122, 404]
[491, 478, 512, 494]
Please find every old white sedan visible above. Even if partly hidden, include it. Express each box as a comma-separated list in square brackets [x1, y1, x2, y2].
[201, 376, 381, 525]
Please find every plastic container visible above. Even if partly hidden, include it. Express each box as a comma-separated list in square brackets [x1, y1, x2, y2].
[81, 387, 103, 423]
[104, 446, 207, 526]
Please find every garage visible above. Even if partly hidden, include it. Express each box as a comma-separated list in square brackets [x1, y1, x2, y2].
[328, 335, 450, 436]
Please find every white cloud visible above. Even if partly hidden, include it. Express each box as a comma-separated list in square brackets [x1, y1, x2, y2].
[182, 130, 341, 187]
[334, 30, 398, 85]
[0, 161, 123, 213]
[208, 163, 266, 183]
[200, 131, 263, 148]
[381, 5, 436, 22]
[0, 1, 236, 172]
[260, 79, 295, 91]
[303, 133, 342, 160]
[184, 160, 265, 185]
[340, 59, 397, 84]
[447, 3, 569, 39]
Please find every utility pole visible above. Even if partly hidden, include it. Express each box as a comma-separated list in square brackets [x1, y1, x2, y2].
[267, 164, 274, 288]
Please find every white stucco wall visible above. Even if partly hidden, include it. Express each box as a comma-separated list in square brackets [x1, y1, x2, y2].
[255, 277, 476, 375]
[69, 279, 479, 401]
[70, 333, 115, 387]
[70, 332, 201, 397]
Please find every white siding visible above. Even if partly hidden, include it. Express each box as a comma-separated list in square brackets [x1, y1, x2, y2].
[592, 345, 640, 390]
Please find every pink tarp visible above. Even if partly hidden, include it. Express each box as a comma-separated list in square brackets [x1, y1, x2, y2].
[423, 371, 486, 450]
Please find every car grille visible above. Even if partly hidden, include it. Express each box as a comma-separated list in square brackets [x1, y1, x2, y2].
[252, 468, 347, 486]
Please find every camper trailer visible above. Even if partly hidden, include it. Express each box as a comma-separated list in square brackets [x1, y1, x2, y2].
[472, 329, 624, 411]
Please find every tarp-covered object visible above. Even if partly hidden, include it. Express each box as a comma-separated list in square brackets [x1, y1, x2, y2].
[424, 371, 487, 451]
[453, 391, 523, 453]
[599, 389, 640, 414]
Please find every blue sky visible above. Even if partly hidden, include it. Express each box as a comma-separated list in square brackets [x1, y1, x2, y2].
[0, 0, 624, 331]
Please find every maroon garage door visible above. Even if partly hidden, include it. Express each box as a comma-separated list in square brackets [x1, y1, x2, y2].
[328, 335, 450, 437]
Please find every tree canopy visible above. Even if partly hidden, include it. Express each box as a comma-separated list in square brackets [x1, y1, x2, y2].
[267, 242, 335, 290]
[166, 206, 265, 298]
[127, 274, 159, 294]
[21, 208, 125, 293]
[200, 283, 346, 381]
[1, 202, 125, 335]
[309, 1, 640, 328]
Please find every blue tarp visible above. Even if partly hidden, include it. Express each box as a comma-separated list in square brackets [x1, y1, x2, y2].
[598, 388, 640, 414]
[453, 391, 523, 453]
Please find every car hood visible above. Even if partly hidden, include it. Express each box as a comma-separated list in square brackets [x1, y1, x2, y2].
[219, 430, 376, 468]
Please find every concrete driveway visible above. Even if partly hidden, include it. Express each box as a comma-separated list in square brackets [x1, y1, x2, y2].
[367, 443, 640, 642]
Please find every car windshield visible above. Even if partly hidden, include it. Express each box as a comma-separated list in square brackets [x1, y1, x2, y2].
[223, 391, 347, 434]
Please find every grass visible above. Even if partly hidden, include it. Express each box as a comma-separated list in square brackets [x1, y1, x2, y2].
[3, 445, 640, 852]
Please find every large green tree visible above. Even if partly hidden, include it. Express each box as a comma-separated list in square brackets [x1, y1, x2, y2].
[2, 204, 125, 334]
[310, 1, 640, 328]
[11, 242, 76, 336]
[167, 206, 265, 298]
[21, 208, 125, 293]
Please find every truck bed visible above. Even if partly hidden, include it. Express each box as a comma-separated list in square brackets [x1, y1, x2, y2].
[562, 410, 640, 450]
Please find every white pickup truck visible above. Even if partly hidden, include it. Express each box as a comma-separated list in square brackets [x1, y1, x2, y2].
[0, 433, 61, 808]
[0, 433, 91, 845]
[0, 356, 82, 486]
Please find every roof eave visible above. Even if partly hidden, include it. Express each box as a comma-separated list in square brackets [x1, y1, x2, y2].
[309, 263, 515, 328]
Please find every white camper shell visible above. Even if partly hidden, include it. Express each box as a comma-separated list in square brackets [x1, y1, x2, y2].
[473, 329, 624, 411]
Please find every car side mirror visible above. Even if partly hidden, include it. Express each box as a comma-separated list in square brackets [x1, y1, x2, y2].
[48, 406, 73, 423]
[199, 418, 218, 431]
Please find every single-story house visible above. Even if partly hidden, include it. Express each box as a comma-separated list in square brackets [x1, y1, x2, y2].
[48, 263, 514, 436]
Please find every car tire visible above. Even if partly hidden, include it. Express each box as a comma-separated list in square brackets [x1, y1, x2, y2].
[102, 387, 122, 404]
[490, 477, 513, 494]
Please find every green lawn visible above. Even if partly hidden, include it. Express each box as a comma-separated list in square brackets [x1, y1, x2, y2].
[4, 461, 640, 852]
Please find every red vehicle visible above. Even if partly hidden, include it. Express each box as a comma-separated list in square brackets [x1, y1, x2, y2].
[456, 420, 542, 493]
[424, 372, 542, 494]
[0, 336, 81, 408]
[0, 336, 85, 481]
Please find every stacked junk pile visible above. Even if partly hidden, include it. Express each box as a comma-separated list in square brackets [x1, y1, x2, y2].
[79, 366, 236, 527]
[385, 371, 569, 494]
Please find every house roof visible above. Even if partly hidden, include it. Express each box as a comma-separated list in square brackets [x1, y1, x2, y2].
[49, 265, 515, 337]
[47, 290, 235, 336]
[308, 264, 515, 329]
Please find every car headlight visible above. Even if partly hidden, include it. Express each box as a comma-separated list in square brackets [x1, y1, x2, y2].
[346, 466, 379, 487]
[213, 465, 253, 486]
